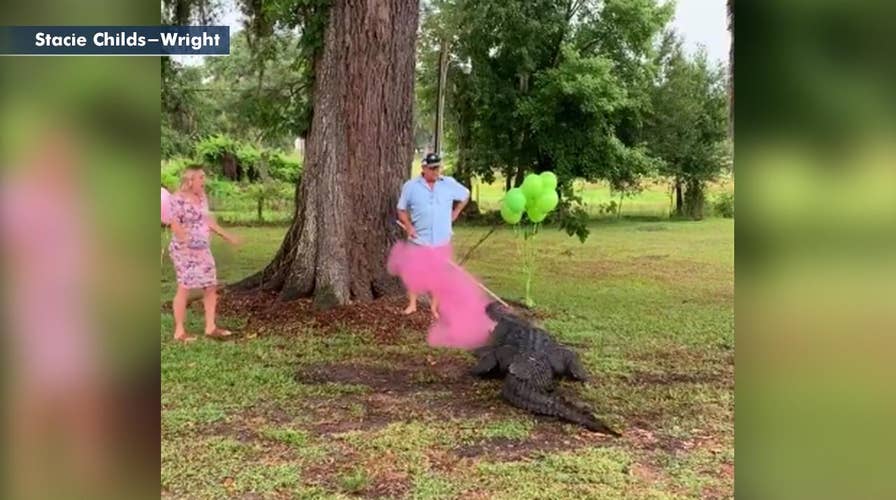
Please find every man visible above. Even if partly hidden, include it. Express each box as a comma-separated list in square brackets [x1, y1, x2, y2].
[396, 152, 470, 317]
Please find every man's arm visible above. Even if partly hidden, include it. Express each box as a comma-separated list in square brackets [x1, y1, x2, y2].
[451, 179, 471, 221]
[396, 182, 417, 239]
[397, 209, 417, 239]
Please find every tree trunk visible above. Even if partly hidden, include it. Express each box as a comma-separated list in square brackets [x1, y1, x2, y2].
[674, 178, 684, 216]
[684, 179, 705, 220]
[513, 166, 526, 188]
[433, 38, 449, 154]
[222, 153, 239, 181]
[235, 0, 418, 308]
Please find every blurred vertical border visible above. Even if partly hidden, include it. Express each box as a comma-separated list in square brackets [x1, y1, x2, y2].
[736, 1, 896, 499]
[1, 1, 160, 499]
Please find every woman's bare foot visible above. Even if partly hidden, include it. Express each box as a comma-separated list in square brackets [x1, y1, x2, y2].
[174, 332, 197, 343]
[402, 304, 417, 315]
[205, 328, 233, 339]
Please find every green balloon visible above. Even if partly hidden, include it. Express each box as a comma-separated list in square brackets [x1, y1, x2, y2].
[527, 209, 546, 223]
[537, 190, 559, 213]
[521, 173, 544, 200]
[501, 205, 522, 224]
[503, 188, 527, 213]
[525, 196, 538, 213]
[539, 171, 558, 191]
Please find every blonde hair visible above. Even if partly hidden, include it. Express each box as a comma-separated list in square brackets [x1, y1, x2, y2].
[179, 164, 205, 192]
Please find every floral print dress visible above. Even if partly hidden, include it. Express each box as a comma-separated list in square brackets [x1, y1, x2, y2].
[168, 193, 217, 289]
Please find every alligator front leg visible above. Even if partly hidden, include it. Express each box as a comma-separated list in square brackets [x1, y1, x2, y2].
[470, 348, 499, 378]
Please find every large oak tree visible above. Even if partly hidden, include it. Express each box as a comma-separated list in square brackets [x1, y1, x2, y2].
[236, 0, 420, 307]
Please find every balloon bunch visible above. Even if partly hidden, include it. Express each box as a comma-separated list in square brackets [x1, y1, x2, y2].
[500, 171, 559, 224]
[498, 171, 560, 307]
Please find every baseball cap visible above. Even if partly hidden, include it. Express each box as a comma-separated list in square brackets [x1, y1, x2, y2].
[423, 152, 442, 167]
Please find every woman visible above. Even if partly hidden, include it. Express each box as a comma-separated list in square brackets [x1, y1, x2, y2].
[168, 165, 240, 342]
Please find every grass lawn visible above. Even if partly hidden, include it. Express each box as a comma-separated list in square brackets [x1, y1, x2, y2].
[161, 218, 734, 498]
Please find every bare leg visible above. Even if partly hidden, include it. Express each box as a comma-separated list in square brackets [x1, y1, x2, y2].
[203, 286, 218, 334]
[172, 285, 195, 341]
[430, 294, 440, 319]
[403, 291, 418, 314]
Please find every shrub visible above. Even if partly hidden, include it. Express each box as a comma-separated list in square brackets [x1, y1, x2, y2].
[236, 144, 262, 173]
[196, 134, 245, 180]
[712, 191, 734, 218]
[268, 153, 303, 183]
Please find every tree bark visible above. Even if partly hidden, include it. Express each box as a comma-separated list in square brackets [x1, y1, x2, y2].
[674, 178, 684, 216]
[684, 179, 705, 220]
[513, 165, 526, 188]
[234, 0, 418, 308]
[433, 38, 450, 153]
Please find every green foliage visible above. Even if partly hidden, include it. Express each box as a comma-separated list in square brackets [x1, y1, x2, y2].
[161, 60, 218, 159]
[712, 191, 735, 218]
[196, 134, 243, 179]
[194, 135, 302, 185]
[267, 153, 303, 184]
[644, 34, 730, 219]
[236, 143, 262, 171]
[246, 181, 291, 222]
[196, 134, 238, 163]
[597, 200, 619, 216]
[554, 182, 591, 242]
[203, 30, 313, 145]
[418, 0, 671, 201]
[204, 177, 240, 205]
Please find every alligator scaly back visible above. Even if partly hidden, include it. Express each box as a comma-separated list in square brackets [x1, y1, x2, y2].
[500, 353, 619, 436]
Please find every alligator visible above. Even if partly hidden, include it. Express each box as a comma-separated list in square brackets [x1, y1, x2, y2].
[470, 302, 619, 436]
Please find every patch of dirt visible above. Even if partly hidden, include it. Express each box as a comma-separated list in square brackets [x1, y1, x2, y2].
[363, 470, 412, 499]
[177, 290, 551, 343]
[214, 291, 433, 343]
[630, 461, 664, 486]
[202, 404, 298, 444]
[294, 357, 622, 462]
[294, 357, 514, 435]
[295, 356, 473, 394]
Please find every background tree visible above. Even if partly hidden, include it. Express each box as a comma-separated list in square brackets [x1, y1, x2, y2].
[161, 0, 222, 157]
[416, 0, 672, 238]
[644, 33, 730, 219]
[202, 30, 311, 148]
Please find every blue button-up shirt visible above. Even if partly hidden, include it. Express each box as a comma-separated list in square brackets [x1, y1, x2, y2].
[397, 175, 470, 246]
